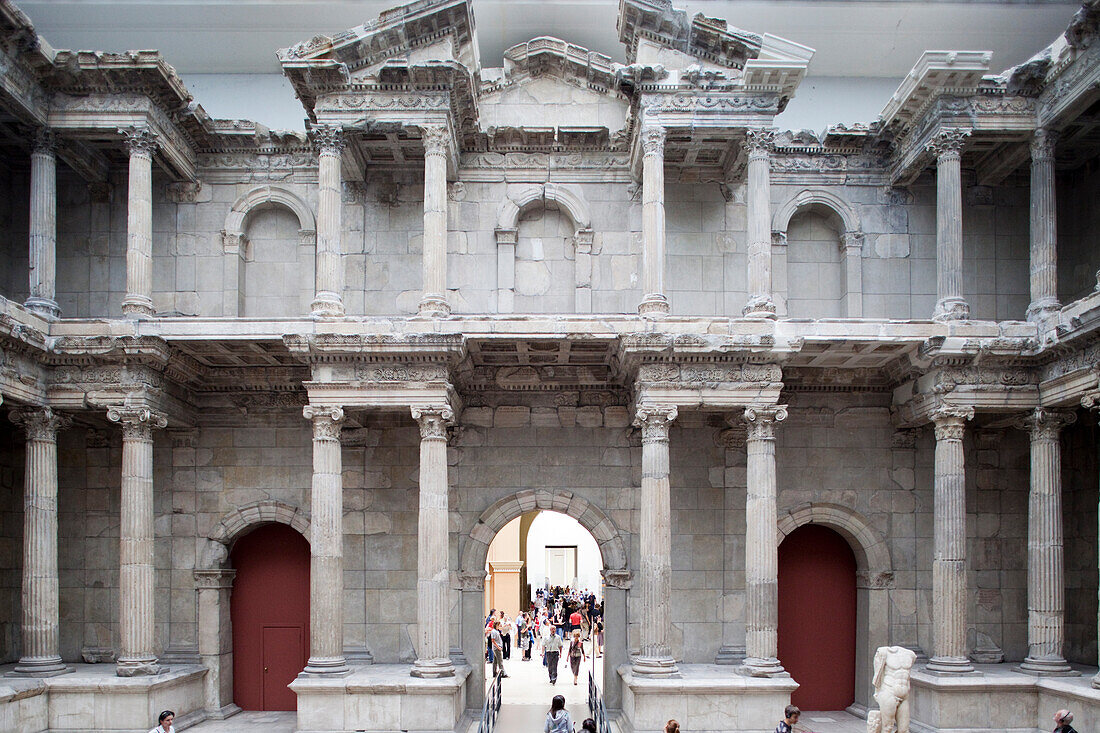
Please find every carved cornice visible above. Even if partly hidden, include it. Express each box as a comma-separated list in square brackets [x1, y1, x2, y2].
[633, 404, 677, 442]
[412, 405, 454, 440]
[303, 404, 344, 439]
[1014, 407, 1077, 440]
[106, 406, 168, 441]
[119, 125, 159, 157]
[636, 362, 783, 386]
[9, 406, 71, 441]
[925, 128, 970, 160]
[742, 404, 787, 440]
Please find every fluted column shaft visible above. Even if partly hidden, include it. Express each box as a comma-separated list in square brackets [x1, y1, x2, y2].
[26, 130, 60, 318]
[743, 129, 777, 319]
[1027, 130, 1062, 322]
[303, 405, 348, 674]
[108, 406, 167, 676]
[9, 407, 71, 675]
[638, 127, 670, 316]
[120, 128, 158, 317]
[929, 130, 971, 321]
[411, 406, 455, 677]
[1018, 408, 1076, 674]
[928, 405, 974, 673]
[419, 126, 451, 318]
[312, 126, 346, 317]
[632, 405, 677, 676]
[1083, 390, 1100, 689]
[743, 405, 787, 676]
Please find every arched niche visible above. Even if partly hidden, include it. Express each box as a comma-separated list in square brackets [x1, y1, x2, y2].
[494, 184, 595, 314]
[772, 188, 865, 318]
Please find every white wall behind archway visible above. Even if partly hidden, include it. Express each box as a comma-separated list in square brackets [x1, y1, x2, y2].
[525, 511, 603, 599]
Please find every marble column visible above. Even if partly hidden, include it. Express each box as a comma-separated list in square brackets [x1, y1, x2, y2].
[1084, 389, 1100, 689]
[311, 126, 346, 317]
[411, 406, 455, 677]
[120, 127, 159, 317]
[928, 404, 975, 674]
[715, 420, 747, 665]
[638, 126, 670, 317]
[742, 405, 787, 676]
[302, 405, 348, 674]
[194, 568, 238, 717]
[601, 569, 631, 709]
[632, 404, 678, 676]
[25, 129, 61, 319]
[107, 406, 168, 676]
[1027, 129, 1062, 322]
[928, 129, 971, 322]
[418, 126, 451, 318]
[743, 129, 777, 319]
[459, 571, 486, 707]
[9, 407, 72, 675]
[1016, 408, 1077, 674]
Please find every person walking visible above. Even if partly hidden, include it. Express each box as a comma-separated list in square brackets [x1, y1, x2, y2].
[775, 705, 800, 733]
[580, 719, 597, 733]
[490, 621, 508, 679]
[149, 711, 175, 733]
[568, 629, 586, 685]
[1054, 710, 1078, 733]
[544, 627, 563, 684]
[545, 694, 572, 733]
[502, 614, 512, 660]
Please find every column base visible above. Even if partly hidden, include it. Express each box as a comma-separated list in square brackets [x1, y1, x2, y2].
[9, 655, 72, 677]
[301, 656, 350, 676]
[741, 296, 777, 319]
[638, 293, 670, 317]
[411, 657, 456, 678]
[1017, 654, 1078, 676]
[740, 656, 789, 677]
[932, 297, 970, 322]
[311, 293, 345, 318]
[121, 295, 155, 318]
[116, 657, 165, 677]
[1092, 671, 1100, 689]
[925, 655, 977, 675]
[714, 644, 746, 665]
[416, 296, 451, 318]
[23, 296, 60, 319]
[1025, 298, 1062, 323]
[631, 655, 680, 678]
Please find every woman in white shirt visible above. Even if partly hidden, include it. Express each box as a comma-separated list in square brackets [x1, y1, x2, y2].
[149, 710, 175, 733]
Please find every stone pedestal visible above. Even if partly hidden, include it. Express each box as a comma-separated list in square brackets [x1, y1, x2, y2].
[194, 569, 239, 718]
[8, 407, 72, 677]
[928, 129, 971, 322]
[632, 405, 678, 676]
[927, 405, 975, 674]
[742, 129, 777, 319]
[638, 127, 670, 317]
[741, 406, 787, 677]
[119, 127, 158, 318]
[311, 126, 346, 317]
[302, 405, 349, 675]
[411, 406, 455, 678]
[418, 126, 451, 318]
[1027, 129, 1062, 323]
[25, 129, 60, 319]
[108, 406, 167, 677]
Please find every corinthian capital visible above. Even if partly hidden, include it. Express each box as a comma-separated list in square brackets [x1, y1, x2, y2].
[32, 128, 56, 155]
[1030, 128, 1059, 160]
[119, 126, 159, 157]
[742, 404, 787, 440]
[412, 405, 454, 440]
[420, 124, 449, 157]
[931, 403, 974, 441]
[9, 406, 71, 441]
[742, 128, 777, 156]
[1015, 407, 1076, 440]
[926, 129, 970, 159]
[107, 406, 168, 440]
[640, 126, 666, 157]
[633, 404, 678, 442]
[311, 125, 346, 156]
[303, 404, 345, 439]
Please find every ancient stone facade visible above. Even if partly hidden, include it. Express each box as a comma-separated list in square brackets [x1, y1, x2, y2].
[0, 0, 1099, 731]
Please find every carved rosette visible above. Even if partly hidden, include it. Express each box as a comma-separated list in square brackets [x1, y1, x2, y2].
[931, 404, 974, 441]
[925, 129, 971, 161]
[633, 405, 677, 443]
[1030, 128, 1059, 161]
[9, 407, 71, 441]
[742, 405, 787, 441]
[303, 405, 345, 440]
[640, 126, 666, 157]
[742, 128, 777, 159]
[311, 125, 346, 157]
[1015, 407, 1077, 441]
[601, 568, 633, 590]
[107, 406, 168, 441]
[420, 124, 449, 158]
[412, 406, 455, 441]
[119, 126, 159, 158]
[32, 128, 56, 155]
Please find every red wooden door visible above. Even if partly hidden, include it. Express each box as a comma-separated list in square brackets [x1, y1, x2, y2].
[778, 524, 857, 710]
[231, 523, 310, 711]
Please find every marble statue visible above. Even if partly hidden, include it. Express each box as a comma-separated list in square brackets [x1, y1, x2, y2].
[868, 645, 918, 733]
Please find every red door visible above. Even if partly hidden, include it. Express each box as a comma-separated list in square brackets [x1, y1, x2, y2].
[778, 524, 857, 710]
[231, 523, 310, 711]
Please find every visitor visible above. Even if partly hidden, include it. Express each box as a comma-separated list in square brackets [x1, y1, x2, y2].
[665, 721, 680, 733]
[1054, 710, 1078, 733]
[544, 626, 563, 684]
[581, 718, 598, 733]
[570, 606, 583, 637]
[595, 618, 604, 657]
[149, 710, 175, 733]
[775, 705, 800, 733]
[485, 609, 496, 662]
[568, 628, 586, 685]
[490, 621, 507, 679]
[545, 694, 572, 733]
[502, 614, 512, 660]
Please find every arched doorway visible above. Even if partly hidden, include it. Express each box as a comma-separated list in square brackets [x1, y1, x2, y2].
[778, 524, 857, 710]
[231, 523, 310, 711]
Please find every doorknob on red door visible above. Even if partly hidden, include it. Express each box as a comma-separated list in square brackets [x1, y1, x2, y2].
[264, 666, 268, 672]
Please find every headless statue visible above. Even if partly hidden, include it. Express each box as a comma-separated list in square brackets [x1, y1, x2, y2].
[868, 646, 917, 733]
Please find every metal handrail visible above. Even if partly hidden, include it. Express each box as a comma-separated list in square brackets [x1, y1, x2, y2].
[478, 670, 503, 733]
[587, 670, 611, 733]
